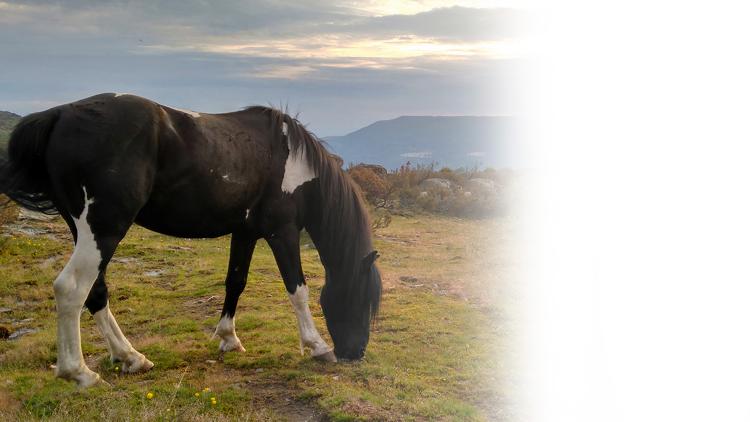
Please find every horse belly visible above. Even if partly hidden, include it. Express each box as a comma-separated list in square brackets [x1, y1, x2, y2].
[134, 187, 261, 238]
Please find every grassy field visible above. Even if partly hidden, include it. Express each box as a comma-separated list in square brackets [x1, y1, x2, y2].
[0, 213, 515, 421]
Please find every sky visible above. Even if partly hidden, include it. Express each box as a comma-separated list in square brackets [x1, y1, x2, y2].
[0, 0, 521, 136]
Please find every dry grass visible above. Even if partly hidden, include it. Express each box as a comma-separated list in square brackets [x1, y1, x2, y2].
[0, 196, 18, 226]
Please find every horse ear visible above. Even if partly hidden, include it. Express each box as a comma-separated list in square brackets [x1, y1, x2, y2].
[362, 250, 379, 269]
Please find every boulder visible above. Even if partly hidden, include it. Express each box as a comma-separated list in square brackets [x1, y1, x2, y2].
[419, 178, 452, 190]
[466, 178, 495, 193]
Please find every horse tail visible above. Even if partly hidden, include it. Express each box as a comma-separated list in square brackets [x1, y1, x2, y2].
[0, 108, 61, 214]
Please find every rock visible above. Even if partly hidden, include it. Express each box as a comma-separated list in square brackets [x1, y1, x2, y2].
[419, 178, 452, 190]
[18, 209, 58, 221]
[8, 327, 38, 340]
[466, 178, 495, 193]
[112, 257, 139, 264]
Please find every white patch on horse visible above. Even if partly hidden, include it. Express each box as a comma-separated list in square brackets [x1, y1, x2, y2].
[114, 93, 132, 97]
[52, 187, 103, 386]
[222, 174, 230, 181]
[281, 137, 316, 194]
[282, 122, 289, 135]
[93, 305, 153, 373]
[245, 208, 250, 219]
[214, 315, 245, 352]
[288, 284, 333, 357]
[171, 107, 201, 118]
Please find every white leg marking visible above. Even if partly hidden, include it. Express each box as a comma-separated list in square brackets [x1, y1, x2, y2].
[288, 285, 333, 357]
[214, 315, 246, 352]
[93, 305, 153, 373]
[281, 135, 316, 193]
[53, 187, 103, 387]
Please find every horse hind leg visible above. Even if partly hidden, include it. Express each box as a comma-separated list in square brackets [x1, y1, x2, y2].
[214, 234, 256, 353]
[85, 273, 153, 373]
[53, 186, 148, 386]
[52, 188, 107, 386]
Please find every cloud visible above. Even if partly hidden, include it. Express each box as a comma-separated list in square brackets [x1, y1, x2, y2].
[323, 6, 519, 41]
[0, 1, 521, 134]
[401, 152, 432, 158]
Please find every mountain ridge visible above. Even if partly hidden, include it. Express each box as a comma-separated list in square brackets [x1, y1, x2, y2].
[324, 115, 516, 170]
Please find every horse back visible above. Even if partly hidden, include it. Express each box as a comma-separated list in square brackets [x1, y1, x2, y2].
[46, 93, 282, 238]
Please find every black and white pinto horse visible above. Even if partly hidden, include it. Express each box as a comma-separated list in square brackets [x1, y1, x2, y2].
[0, 93, 381, 387]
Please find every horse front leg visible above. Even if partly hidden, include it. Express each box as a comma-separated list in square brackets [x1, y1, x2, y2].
[267, 225, 336, 362]
[215, 234, 256, 352]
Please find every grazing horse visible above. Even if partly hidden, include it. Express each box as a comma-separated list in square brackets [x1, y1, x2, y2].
[0, 93, 381, 387]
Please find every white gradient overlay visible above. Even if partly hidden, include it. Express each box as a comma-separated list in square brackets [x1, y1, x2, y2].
[518, 1, 750, 421]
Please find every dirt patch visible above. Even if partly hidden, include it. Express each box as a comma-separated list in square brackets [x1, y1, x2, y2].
[0, 387, 21, 414]
[340, 398, 381, 420]
[228, 371, 325, 422]
[184, 295, 222, 319]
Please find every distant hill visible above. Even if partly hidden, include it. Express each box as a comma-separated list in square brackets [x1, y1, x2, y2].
[324, 116, 517, 170]
[0, 111, 22, 152]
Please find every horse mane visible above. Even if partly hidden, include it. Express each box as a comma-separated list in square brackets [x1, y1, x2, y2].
[247, 106, 381, 319]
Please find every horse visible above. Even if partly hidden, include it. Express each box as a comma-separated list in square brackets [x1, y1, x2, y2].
[0, 93, 382, 387]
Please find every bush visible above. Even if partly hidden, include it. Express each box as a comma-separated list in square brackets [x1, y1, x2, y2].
[348, 165, 390, 206]
[347, 161, 509, 219]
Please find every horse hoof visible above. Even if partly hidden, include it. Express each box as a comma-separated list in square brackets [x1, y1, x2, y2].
[122, 354, 154, 373]
[56, 365, 104, 388]
[219, 337, 246, 353]
[313, 350, 337, 363]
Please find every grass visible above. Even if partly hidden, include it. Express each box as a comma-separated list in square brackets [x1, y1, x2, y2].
[0, 213, 514, 421]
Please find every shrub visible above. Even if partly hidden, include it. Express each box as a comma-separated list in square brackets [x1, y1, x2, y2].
[347, 161, 510, 219]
